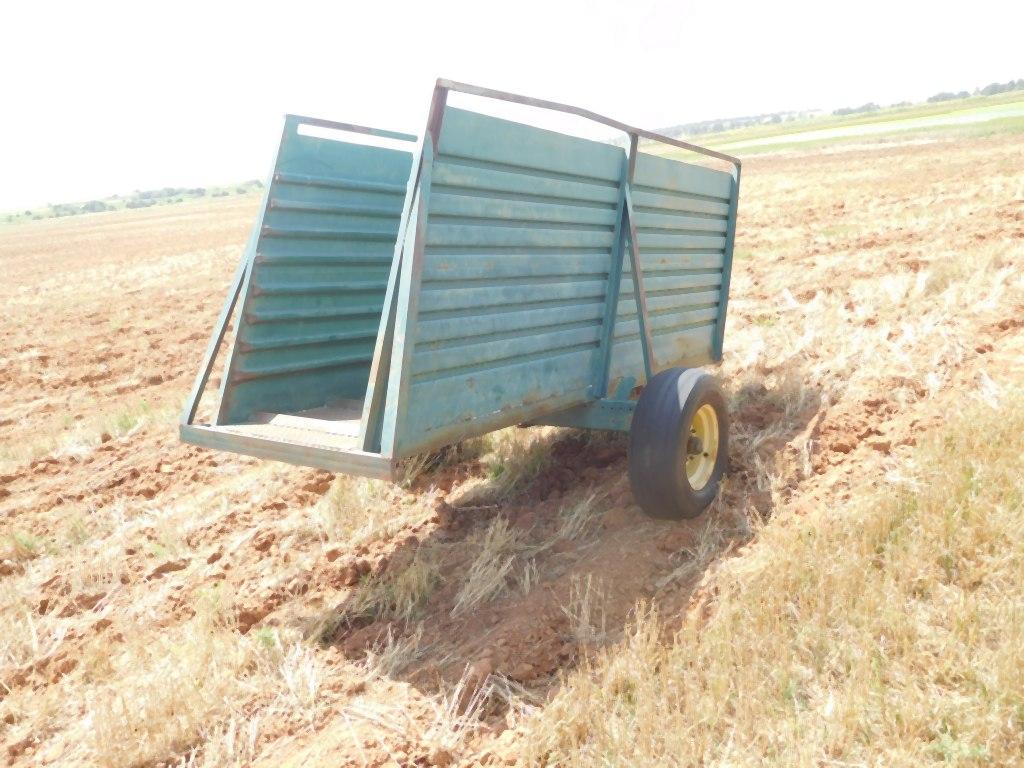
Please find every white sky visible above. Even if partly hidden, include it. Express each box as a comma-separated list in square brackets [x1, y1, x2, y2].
[1, 0, 1021, 210]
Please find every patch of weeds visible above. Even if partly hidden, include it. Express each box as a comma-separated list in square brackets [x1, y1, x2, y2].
[560, 574, 608, 646]
[62, 516, 91, 547]
[252, 626, 278, 653]
[6, 531, 45, 562]
[398, 437, 489, 488]
[314, 475, 411, 547]
[111, 400, 152, 435]
[557, 492, 606, 540]
[345, 551, 441, 625]
[193, 581, 236, 627]
[455, 428, 554, 505]
[929, 725, 991, 763]
[364, 624, 427, 677]
[452, 517, 523, 616]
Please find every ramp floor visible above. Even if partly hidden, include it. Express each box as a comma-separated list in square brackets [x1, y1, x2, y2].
[217, 400, 363, 450]
[252, 401, 362, 437]
[179, 399, 393, 479]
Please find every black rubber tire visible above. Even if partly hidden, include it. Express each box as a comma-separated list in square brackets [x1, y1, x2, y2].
[628, 368, 729, 520]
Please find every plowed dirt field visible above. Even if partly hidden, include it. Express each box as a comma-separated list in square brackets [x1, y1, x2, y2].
[2, 133, 1022, 767]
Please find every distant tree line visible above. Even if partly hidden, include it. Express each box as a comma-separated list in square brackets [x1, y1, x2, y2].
[656, 76, 1020, 138]
[6, 179, 264, 222]
[828, 78, 1023, 114]
[928, 78, 1024, 103]
[926, 91, 972, 104]
[661, 109, 824, 138]
[124, 186, 206, 209]
[833, 103, 880, 116]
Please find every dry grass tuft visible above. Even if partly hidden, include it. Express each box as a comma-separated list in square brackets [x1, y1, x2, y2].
[525, 394, 1024, 766]
[363, 624, 428, 678]
[424, 666, 536, 754]
[517, 558, 539, 596]
[343, 551, 441, 626]
[452, 517, 523, 616]
[0, 594, 67, 673]
[76, 612, 326, 768]
[314, 475, 421, 548]
[84, 616, 255, 767]
[557, 492, 605, 540]
[453, 428, 555, 504]
[560, 574, 608, 647]
[397, 437, 490, 487]
[339, 665, 536, 764]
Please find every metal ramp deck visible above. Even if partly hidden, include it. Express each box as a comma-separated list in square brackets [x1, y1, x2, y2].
[181, 405, 393, 478]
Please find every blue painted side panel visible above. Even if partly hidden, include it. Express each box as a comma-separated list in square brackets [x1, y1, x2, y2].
[608, 151, 735, 385]
[218, 117, 413, 424]
[392, 108, 624, 455]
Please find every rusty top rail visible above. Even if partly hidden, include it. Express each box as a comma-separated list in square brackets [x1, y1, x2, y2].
[288, 114, 418, 144]
[434, 79, 741, 169]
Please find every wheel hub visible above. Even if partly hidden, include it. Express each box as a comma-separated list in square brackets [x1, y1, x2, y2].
[684, 404, 719, 491]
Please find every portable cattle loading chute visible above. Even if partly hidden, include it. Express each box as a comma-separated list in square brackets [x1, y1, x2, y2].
[180, 80, 741, 519]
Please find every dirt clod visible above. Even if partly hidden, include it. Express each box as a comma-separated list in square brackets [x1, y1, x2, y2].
[428, 745, 454, 767]
[148, 558, 188, 579]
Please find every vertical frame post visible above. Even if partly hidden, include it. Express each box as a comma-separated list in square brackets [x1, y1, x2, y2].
[180, 256, 250, 426]
[213, 116, 293, 425]
[377, 81, 450, 457]
[624, 133, 657, 382]
[591, 153, 631, 399]
[192, 115, 290, 426]
[713, 162, 742, 361]
[425, 83, 449, 147]
[379, 137, 435, 458]
[360, 139, 424, 453]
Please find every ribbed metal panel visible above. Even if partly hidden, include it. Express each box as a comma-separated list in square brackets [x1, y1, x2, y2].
[609, 152, 734, 383]
[218, 117, 413, 424]
[398, 108, 622, 444]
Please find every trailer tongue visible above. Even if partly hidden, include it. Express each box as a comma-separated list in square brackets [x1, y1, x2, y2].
[181, 80, 741, 519]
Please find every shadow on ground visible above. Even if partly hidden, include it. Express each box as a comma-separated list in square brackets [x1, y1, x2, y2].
[281, 363, 824, 725]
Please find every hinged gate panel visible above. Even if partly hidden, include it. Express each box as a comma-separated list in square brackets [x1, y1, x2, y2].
[218, 116, 414, 425]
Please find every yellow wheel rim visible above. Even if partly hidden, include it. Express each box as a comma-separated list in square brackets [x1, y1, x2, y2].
[685, 404, 719, 491]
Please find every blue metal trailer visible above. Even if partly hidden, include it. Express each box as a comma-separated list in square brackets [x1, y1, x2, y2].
[181, 80, 741, 519]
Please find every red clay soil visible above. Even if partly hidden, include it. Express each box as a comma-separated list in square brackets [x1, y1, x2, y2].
[1, 133, 1022, 767]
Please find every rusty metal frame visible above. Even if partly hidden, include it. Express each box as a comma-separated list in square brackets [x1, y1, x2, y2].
[714, 163, 742, 361]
